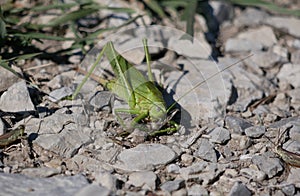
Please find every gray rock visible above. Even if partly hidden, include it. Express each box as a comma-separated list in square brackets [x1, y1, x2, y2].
[195, 138, 217, 162]
[36, 127, 92, 158]
[0, 80, 35, 112]
[21, 167, 61, 178]
[245, 126, 266, 138]
[265, 16, 300, 38]
[240, 168, 266, 181]
[187, 184, 208, 196]
[0, 173, 88, 196]
[127, 171, 157, 190]
[269, 116, 300, 129]
[249, 50, 288, 69]
[160, 179, 185, 193]
[89, 91, 113, 111]
[0, 65, 21, 92]
[208, 127, 231, 144]
[225, 116, 252, 134]
[0, 118, 6, 135]
[180, 153, 194, 165]
[281, 184, 295, 196]
[225, 38, 263, 52]
[48, 87, 73, 102]
[114, 144, 177, 171]
[277, 63, 300, 88]
[252, 153, 283, 178]
[238, 26, 277, 48]
[291, 50, 300, 64]
[287, 168, 300, 187]
[75, 184, 111, 196]
[228, 182, 251, 196]
[167, 164, 180, 174]
[287, 89, 300, 111]
[234, 8, 269, 26]
[94, 171, 117, 192]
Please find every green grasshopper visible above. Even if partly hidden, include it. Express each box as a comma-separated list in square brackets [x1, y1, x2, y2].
[0, 125, 25, 148]
[73, 39, 250, 136]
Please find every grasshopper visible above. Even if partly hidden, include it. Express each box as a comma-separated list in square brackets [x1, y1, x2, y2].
[272, 126, 300, 168]
[73, 39, 251, 136]
[0, 125, 25, 148]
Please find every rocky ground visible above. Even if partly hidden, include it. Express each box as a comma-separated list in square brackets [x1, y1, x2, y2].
[0, 0, 300, 195]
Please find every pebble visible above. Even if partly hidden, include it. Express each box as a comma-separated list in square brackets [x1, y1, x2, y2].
[245, 126, 266, 138]
[187, 184, 208, 196]
[234, 7, 268, 26]
[0, 65, 20, 92]
[94, 171, 117, 192]
[195, 138, 218, 162]
[127, 171, 157, 190]
[166, 164, 180, 174]
[225, 38, 263, 52]
[21, 167, 61, 178]
[225, 116, 252, 134]
[0, 173, 88, 196]
[228, 182, 251, 196]
[281, 184, 295, 196]
[114, 144, 177, 171]
[0, 80, 35, 112]
[265, 16, 300, 38]
[277, 63, 300, 88]
[75, 184, 111, 196]
[48, 87, 73, 102]
[251, 153, 283, 178]
[208, 127, 231, 144]
[89, 91, 113, 111]
[250, 50, 288, 69]
[180, 153, 194, 165]
[160, 179, 185, 193]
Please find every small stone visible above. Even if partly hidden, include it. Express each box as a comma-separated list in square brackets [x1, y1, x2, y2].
[277, 63, 300, 88]
[0, 118, 6, 135]
[114, 144, 177, 171]
[94, 171, 117, 192]
[281, 184, 295, 196]
[48, 87, 73, 102]
[0, 80, 35, 112]
[225, 116, 252, 134]
[21, 167, 61, 178]
[265, 16, 300, 38]
[245, 126, 266, 138]
[0, 65, 21, 92]
[208, 127, 231, 144]
[225, 38, 263, 52]
[195, 138, 217, 162]
[127, 171, 157, 190]
[0, 173, 88, 195]
[167, 164, 180, 174]
[89, 91, 113, 111]
[75, 184, 111, 196]
[291, 50, 300, 64]
[228, 182, 251, 196]
[187, 184, 208, 196]
[160, 179, 185, 193]
[180, 153, 194, 165]
[3, 167, 11, 174]
[234, 7, 268, 26]
[252, 153, 283, 178]
[240, 168, 266, 181]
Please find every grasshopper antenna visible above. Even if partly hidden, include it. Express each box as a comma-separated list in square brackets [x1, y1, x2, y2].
[167, 54, 254, 113]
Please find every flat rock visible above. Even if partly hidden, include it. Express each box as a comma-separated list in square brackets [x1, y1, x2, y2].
[0, 66, 20, 92]
[94, 171, 117, 192]
[48, 87, 73, 102]
[249, 50, 288, 68]
[225, 38, 263, 52]
[228, 182, 251, 196]
[265, 16, 300, 38]
[252, 153, 283, 178]
[114, 144, 177, 171]
[75, 184, 111, 196]
[237, 26, 277, 48]
[234, 8, 269, 26]
[0, 80, 35, 113]
[187, 184, 208, 196]
[127, 171, 157, 190]
[277, 63, 300, 88]
[0, 173, 88, 196]
[195, 138, 217, 162]
[208, 127, 231, 144]
[245, 126, 265, 138]
[160, 179, 185, 193]
[225, 116, 252, 134]
[89, 91, 113, 111]
[21, 167, 61, 178]
[291, 50, 300, 64]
